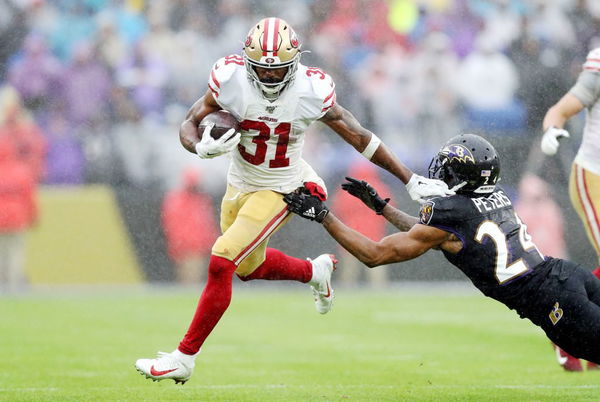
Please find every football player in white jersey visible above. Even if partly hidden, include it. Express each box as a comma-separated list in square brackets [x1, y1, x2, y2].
[135, 17, 452, 384]
[541, 47, 600, 371]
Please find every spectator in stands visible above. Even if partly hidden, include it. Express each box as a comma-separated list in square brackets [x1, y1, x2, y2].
[43, 109, 85, 185]
[0, 0, 28, 79]
[161, 168, 218, 284]
[410, 32, 460, 149]
[0, 85, 46, 182]
[62, 41, 111, 129]
[0, 140, 38, 292]
[331, 160, 390, 287]
[567, 0, 598, 60]
[479, 0, 522, 52]
[527, 1, 576, 49]
[115, 38, 169, 117]
[47, 1, 96, 61]
[457, 33, 520, 115]
[8, 33, 63, 119]
[95, 12, 128, 71]
[441, 0, 482, 58]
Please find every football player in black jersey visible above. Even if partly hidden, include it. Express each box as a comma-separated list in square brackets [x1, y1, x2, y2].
[284, 133, 600, 364]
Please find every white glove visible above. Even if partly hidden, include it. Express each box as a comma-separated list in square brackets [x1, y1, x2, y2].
[195, 123, 241, 159]
[406, 174, 454, 203]
[541, 127, 570, 156]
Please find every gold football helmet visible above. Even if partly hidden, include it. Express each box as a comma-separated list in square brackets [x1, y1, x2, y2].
[243, 17, 301, 99]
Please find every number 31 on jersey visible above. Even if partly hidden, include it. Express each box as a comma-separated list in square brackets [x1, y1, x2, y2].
[238, 120, 291, 168]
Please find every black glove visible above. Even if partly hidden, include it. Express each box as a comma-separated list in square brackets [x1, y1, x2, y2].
[341, 176, 390, 215]
[284, 192, 329, 223]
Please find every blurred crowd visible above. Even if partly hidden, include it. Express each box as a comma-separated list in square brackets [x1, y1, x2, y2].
[0, 0, 598, 285]
[0, 0, 597, 191]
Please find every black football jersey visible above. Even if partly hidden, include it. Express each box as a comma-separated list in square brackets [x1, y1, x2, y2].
[419, 187, 546, 309]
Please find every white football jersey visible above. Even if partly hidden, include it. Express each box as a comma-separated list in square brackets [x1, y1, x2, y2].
[570, 48, 600, 175]
[207, 54, 336, 193]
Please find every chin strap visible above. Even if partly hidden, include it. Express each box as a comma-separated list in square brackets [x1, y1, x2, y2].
[450, 182, 467, 192]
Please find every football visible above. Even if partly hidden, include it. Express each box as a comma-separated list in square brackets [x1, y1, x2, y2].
[199, 110, 241, 141]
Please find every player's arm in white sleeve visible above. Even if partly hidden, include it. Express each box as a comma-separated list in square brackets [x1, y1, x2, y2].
[541, 57, 600, 155]
[179, 89, 222, 154]
[541, 93, 584, 155]
[319, 103, 453, 202]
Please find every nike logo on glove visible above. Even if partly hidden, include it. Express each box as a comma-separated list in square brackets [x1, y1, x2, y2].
[150, 366, 178, 376]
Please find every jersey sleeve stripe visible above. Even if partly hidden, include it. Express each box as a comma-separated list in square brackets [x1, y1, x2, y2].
[208, 83, 219, 97]
[210, 70, 221, 89]
[321, 93, 336, 112]
[583, 66, 600, 72]
[323, 89, 335, 104]
[583, 58, 600, 69]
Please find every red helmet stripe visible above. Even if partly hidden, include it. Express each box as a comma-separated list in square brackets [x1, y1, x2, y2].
[262, 18, 269, 56]
[272, 18, 280, 56]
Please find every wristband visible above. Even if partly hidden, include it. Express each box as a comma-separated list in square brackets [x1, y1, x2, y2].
[374, 197, 390, 215]
[361, 133, 381, 160]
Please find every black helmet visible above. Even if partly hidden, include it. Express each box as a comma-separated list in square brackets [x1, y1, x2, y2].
[428, 134, 500, 195]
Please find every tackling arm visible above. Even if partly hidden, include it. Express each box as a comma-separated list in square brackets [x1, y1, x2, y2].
[320, 104, 413, 184]
[321, 213, 450, 268]
[381, 204, 419, 232]
[179, 89, 222, 153]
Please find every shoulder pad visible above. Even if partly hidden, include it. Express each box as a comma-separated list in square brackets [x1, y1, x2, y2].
[304, 66, 336, 114]
[208, 54, 244, 98]
[583, 48, 600, 72]
[419, 196, 471, 227]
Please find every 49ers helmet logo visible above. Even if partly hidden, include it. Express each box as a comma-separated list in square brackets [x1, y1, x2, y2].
[290, 32, 299, 48]
[244, 35, 252, 47]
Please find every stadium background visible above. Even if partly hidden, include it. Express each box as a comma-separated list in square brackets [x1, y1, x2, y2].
[1, 0, 598, 285]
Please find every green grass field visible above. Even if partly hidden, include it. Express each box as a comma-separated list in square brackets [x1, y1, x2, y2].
[1, 285, 598, 401]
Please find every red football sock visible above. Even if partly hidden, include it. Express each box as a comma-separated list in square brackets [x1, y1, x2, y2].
[592, 266, 600, 280]
[178, 255, 237, 355]
[238, 248, 312, 283]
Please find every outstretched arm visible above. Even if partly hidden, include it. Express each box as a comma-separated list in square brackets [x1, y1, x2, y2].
[179, 89, 222, 153]
[284, 191, 450, 267]
[340, 176, 418, 231]
[381, 205, 419, 232]
[321, 104, 453, 202]
[320, 103, 413, 183]
[321, 213, 449, 267]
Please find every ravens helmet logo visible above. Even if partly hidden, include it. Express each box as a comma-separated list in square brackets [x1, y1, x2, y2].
[441, 144, 475, 164]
